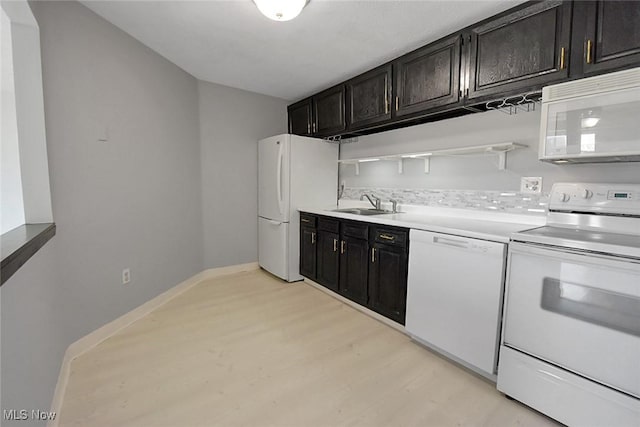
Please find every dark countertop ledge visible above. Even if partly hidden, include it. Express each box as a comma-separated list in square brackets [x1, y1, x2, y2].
[1, 223, 56, 286]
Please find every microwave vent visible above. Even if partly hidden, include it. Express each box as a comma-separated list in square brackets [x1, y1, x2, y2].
[541, 154, 640, 164]
[543, 67, 640, 102]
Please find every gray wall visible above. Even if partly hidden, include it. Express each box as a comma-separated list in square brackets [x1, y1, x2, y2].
[1, 1, 203, 424]
[340, 109, 640, 192]
[198, 81, 287, 269]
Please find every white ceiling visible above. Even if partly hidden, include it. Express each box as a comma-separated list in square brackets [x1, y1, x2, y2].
[81, 0, 526, 102]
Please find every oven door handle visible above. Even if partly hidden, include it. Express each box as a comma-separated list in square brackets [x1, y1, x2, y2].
[541, 277, 640, 337]
[509, 242, 640, 270]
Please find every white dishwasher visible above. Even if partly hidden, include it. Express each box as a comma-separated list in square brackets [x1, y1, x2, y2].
[406, 229, 506, 379]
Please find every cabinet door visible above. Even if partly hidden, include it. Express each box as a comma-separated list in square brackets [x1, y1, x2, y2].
[317, 230, 340, 291]
[467, 0, 571, 100]
[288, 98, 313, 136]
[574, 1, 640, 77]
[299, 227, 317, 279]
[346, 64, 392, 130]
[394, 34, 462, 118]
[368, 243, 408, 325]
[339, 236, 369, 306]
[313, 85, 346, 136]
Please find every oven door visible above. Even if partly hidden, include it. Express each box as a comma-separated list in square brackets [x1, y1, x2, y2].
[503, 242, 640, 398]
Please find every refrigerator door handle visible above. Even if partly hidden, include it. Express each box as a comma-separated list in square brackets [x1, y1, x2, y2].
[266, 219, 282, 226]
[276, 141, 284, 216]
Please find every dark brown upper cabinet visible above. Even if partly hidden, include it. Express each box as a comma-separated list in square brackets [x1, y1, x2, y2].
[466, 0, 572, 101]
[288, 98, 313, 136]
[346, 64, 393, 130]
[313, 85, 346, 136]
[571, 0, 640, 77]
[287, 1, 640, 138]
[393, 34, 462, 118]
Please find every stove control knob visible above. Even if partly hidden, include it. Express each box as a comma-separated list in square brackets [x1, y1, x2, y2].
[559, 193, 570, 202]
[581, 189, 593, 199]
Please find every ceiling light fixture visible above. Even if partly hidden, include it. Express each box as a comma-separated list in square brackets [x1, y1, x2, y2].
[581, 117, 600, 128]
[253, 0, 309, 22]
[580, 109, 601, 128]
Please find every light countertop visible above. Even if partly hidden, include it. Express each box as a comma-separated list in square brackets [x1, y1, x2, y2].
[299, 202, 546, 243]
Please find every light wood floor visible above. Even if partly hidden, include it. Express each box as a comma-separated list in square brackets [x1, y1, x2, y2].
[59, 270, 558, 427]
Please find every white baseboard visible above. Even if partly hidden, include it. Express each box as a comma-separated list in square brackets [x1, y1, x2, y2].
[302, 278, 408, 335]
[48, 262, 258, 427]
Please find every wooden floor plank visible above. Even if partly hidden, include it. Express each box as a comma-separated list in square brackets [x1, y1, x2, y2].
[59, 270, 558, 427]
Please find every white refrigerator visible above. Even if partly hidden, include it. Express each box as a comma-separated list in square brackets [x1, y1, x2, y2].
[258, 134, 338, 282]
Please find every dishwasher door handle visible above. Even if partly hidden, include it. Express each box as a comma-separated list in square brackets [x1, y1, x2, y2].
[433, 236, 469, 249]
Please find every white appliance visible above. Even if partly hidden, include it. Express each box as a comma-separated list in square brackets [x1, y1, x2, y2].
[406, 230, 507, 379]
[539, 66, 640, 163]
[258, 134, 338, 282]
[498, 182, 640, 427]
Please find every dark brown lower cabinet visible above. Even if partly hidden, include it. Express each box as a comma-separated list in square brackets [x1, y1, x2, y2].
[300, 213, 408, 325]
[367, 228, 409, 325]
[339, 235, 369, 306]
[317, 230, 340, 291]
[299, 223, 317, 280]
[368, 243, 408, 324]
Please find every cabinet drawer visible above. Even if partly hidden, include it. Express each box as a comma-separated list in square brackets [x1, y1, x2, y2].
[342, 221, 369, 240]
[371, 226, 408, 248]
[300, 213, 317, 228]
[318, 217, 340, 233]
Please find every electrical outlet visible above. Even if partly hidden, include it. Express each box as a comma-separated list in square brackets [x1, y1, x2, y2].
[521, 177, 543, 194]
[122, 268, 131, 285]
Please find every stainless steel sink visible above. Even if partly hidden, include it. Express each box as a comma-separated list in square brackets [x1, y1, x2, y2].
[332, 208, 394, 216]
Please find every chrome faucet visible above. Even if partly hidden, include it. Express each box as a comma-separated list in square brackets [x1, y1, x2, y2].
[390, 199, 399, 213]
[361, 193, 381, 210]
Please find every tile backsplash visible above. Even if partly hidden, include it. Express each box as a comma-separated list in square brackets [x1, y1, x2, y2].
[342, 187, 549, 215]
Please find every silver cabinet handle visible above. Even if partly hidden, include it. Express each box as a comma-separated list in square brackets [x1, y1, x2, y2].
[384, 75, 389, 114]
[311, 232, 316, 244]
[333, 238, 338, 252]
[371, 247, 376, 263]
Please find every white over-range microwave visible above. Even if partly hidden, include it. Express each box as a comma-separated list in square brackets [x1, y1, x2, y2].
[539, 67, 640, 163]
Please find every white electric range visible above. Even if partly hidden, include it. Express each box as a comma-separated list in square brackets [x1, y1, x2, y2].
[498, 183, 640, 426]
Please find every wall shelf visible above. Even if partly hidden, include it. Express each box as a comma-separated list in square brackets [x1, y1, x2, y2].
[338, 142, 527, 175]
